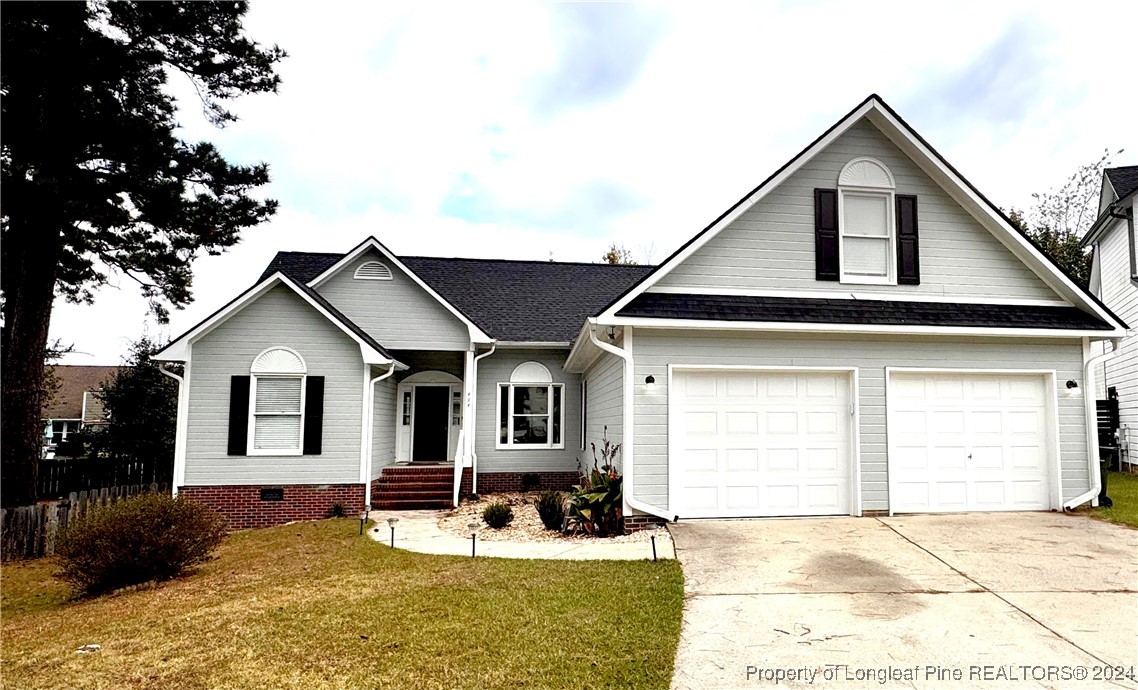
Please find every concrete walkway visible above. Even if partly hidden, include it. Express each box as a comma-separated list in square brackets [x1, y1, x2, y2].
[366, 509, 675, 560]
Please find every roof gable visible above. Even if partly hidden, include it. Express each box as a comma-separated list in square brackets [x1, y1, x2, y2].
[155, 272, 398, 365]
[595, 94, 1126, 334]
[43, 365, 121, 420]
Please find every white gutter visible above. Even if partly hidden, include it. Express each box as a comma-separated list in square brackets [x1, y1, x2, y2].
[159, 362, 187, 497]
[586, 320, 673, 522]
[470, 343, 497, 495]
[1063, 338, 1119, 510]
[364, 363, 398, 508]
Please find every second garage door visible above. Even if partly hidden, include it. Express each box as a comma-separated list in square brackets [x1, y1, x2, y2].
[888, 372, 1054, 513]
[671, 369, 854, 518]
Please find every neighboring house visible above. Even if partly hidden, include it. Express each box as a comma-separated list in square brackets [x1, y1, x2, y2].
[155, 95, 1127, 530]
[1083, 165, 1138, 469]
[42, 365, 119, 457]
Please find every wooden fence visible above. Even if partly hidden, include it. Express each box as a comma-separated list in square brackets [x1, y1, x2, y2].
[1, 483, 168, 562]
[38, 457, 173, 500]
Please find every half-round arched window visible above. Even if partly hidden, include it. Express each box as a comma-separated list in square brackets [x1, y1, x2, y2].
[499, 361, 562, 449]
[354, 261, 393, 280]
[248, 347, 307, 454]
[837, 157, 896, 284]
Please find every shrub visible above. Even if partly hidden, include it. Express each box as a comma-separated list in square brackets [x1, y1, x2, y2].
[567, 427, 624, 536]
[534, 490, 565, 531]
[482, 502, 514, 529]
[328, 501, 347, 518]
[55, 492, 227, 596]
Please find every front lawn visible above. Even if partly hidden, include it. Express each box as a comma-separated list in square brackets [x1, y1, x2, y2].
[1093, 470, 1138, 528]
[1, 519, 684, 690]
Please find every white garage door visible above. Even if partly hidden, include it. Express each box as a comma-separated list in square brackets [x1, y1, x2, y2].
[888, 372, 1053, 513]
[672, 370, 853, 518]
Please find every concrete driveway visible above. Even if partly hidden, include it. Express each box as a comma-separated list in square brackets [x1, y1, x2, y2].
[670, 513, 1138, 689]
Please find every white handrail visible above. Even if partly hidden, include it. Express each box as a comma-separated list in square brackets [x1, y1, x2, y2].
[453, 428, 465, 507]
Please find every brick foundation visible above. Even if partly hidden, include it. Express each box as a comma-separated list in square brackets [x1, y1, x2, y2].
[465, 470, 579, 495]
[623, 514, 669, 534]
[861, 509, 889, 518]
[179, 484, 365, 530]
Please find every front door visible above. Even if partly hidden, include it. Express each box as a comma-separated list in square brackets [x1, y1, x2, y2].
[412, 386, 450, 462]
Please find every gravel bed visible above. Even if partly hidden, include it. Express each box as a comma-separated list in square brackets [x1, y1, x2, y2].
[438, 492, 672, 544]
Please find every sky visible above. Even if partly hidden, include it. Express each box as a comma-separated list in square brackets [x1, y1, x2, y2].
[52, 0, 1138, 364]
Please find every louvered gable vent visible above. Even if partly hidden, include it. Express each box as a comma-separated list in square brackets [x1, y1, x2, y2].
[354, 261, 393, 280]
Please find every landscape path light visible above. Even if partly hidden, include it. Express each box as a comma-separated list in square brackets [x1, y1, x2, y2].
[645, 523, 661, 561]
[468, 521, 481, 558]
[359, 506, 370, 535]
[387, 517, 399, 548]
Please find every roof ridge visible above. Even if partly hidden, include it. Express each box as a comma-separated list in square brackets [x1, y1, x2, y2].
[402, 255, 655, 269]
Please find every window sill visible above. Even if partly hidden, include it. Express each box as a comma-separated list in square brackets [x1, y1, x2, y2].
[494, 444, 566, 451]
[247, 449, 304, 457]
[839, 276, 895, 286]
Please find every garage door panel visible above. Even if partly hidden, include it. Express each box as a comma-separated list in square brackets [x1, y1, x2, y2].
[889, 372, 1052, 513]
[674, 370, 853, 518]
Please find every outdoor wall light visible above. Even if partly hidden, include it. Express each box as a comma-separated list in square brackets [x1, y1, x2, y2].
[1066, 380, 1082, 398]
[606, 325, 617, 341]
[467, 521, 481, 558]
[386, 517, 399, 548]
[645, 375, 656, 393]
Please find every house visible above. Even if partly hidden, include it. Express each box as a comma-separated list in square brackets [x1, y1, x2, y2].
[42, 365, 119, 458]
[154, 95, 1127, 530]
[1083, 165, 1138, 469]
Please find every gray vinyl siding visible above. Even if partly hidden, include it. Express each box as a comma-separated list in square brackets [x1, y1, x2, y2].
[653, 118, 1060, 302]
[475, 349, 583, 474]
[184, 285, 364, 486]
[1093, 205, 1138, 462]
[584, 351, 625, 471]
[316, 250, 470, 351]
[371, 374, 398, 479]
[631, 329, 1088, 512]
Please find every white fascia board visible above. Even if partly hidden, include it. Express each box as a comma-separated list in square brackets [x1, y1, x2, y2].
[646, 285, 1071, 307]
[597, 100, 877, 320]
[495, 341, 572, 349]
[1081, 191, 1136, 247]
[564, 320, 598, 374]
[153, 272, 399, 367]
[597, 316, 1126, 340]
[862, 106, 1125, 331]
[306, 236, 494, 344]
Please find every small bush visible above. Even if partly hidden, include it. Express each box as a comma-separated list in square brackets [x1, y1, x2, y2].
[534, 490, 565, 531]
[567, 427, 624, 536]
[55, 493, 227, 596]
[482, 502, 514, 529]
[328, 501, 347, 518]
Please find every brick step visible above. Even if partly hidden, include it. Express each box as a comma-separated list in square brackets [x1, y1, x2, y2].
[380, 468, 454, 477]
[372, 498, 454, 510]
[373, 480, 451, 491]
[373, 491, 452, 502]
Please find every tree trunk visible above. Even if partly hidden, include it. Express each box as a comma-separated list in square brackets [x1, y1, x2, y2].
[1, 211, 63, 507]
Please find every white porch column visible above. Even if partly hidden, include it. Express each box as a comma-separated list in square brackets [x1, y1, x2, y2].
[462, 348, 476, 466]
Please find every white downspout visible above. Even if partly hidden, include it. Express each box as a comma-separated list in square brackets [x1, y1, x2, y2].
[1063, 338, 1118, 510]
[159, 362, 187, 497]
[470, 343, 497, 495]
[587, 321, 673, 522]
[364, 363, 398, 508]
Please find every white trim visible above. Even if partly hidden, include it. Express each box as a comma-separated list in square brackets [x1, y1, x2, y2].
[363, 362, 398, 507]
[645, 285, 1072, 307]
[838, 186, 896, 285]
[596, 97, 1125, 333]
[306, 237, 493, 344]
[470, 344, 498, 495]
[580, 379, 588, 452]
[353, 261, 393, 281]
[159, 360, 189, 495]
[153, 272, 396, 366]
[1063, 337, 1119, 509]
[494, 382, 566, 450]
[247, 373, 307, 457]
[494, 341, 572, 349]
[251, 346, 307, 374]
[510, 361, 553, 383]
[838, 156, 896, 189]
[884, 367, 1061, 515]
[666, 364, 861, 519]
[600, 316, 1125, 339]
[397, 377, 461, 463]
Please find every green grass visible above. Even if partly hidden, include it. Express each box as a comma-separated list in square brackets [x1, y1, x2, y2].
[1093, 471, 1138, 528]
[1, 519, 684, 690]
[1092, 471, 1138, 530]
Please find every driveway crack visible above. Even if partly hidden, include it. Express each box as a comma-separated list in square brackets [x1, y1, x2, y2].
[876, 518, 1119, 669]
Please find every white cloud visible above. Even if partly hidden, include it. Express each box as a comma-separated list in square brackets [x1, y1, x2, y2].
[51, 0, 1138, 363]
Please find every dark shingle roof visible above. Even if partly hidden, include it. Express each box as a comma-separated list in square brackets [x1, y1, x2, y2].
[1106, 166, 1138, 201]
[261, 252, 654, 342]
[43, 365, 122, 420]
[617, 293, 1113, 331]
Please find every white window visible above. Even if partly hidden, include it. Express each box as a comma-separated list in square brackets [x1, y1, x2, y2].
[497, 362, 564, 449]
[249, 347, 306, 455]
[838, 157, 895, 284]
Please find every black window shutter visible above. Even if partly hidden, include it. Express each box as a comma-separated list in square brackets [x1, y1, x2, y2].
[815, 189, 840, 281]
[896, 194, 920, 285]
[303, 376, 325, 455]
[227, 376, 250, 456]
